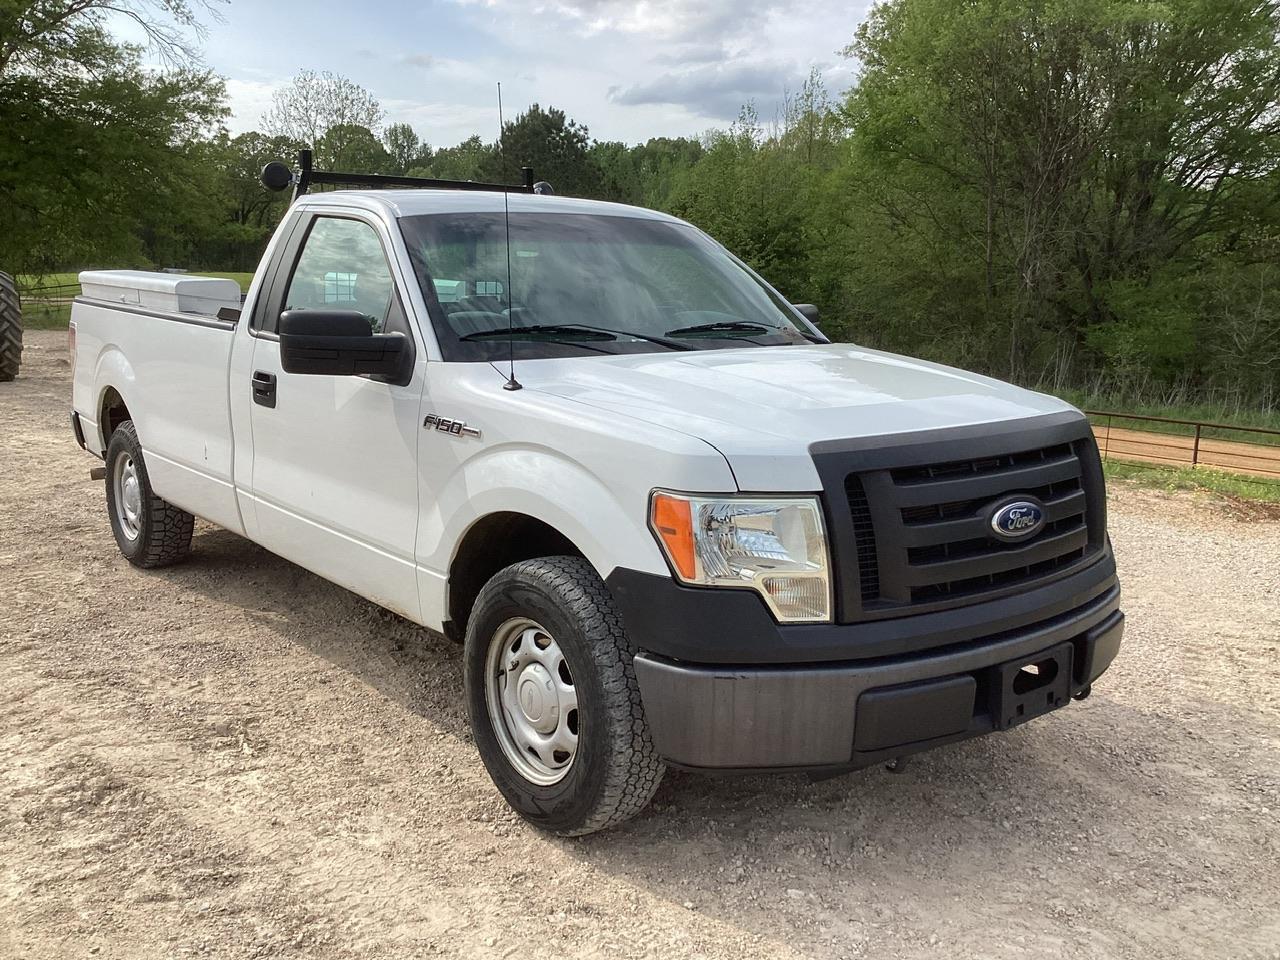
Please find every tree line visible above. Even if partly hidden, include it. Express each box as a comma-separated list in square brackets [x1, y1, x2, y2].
[2, 0, 1278, 407]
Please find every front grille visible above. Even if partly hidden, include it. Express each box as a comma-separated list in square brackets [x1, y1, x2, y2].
[835, 432, 1103, 619]
[844, 475, 880, 603]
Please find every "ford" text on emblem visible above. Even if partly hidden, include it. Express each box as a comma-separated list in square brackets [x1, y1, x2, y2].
[990, 500, 1045, 540]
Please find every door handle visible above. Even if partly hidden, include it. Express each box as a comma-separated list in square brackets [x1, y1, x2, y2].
[252, 370, 277, 408]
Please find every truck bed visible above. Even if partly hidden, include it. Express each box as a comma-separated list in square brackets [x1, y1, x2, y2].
[71, 286, 245, 536]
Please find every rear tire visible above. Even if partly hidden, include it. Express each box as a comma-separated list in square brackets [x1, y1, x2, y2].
[104, 421, 194, 568]
[464, 556, 665, 835]
[0, 271, 21, 382]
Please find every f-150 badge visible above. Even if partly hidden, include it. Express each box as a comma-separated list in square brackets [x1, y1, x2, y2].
[423, 414, 481, 439]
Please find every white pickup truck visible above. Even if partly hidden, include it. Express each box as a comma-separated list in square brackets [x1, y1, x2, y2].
[69, 158, 1123, 835]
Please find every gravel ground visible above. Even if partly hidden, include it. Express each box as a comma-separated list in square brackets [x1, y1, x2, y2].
[2, 330, 1279, 960]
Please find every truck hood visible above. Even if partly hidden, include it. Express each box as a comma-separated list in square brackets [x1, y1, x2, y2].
[511, 343, 1080, 491]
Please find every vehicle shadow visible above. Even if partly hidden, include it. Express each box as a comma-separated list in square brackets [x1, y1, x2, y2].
[165, 524, 472, 736]
[162, 526, 1261, 959]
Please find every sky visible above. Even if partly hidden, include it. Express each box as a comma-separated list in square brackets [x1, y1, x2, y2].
[123, 0, 875, 148]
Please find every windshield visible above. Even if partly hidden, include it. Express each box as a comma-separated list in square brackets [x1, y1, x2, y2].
[398, 212, 819, 361]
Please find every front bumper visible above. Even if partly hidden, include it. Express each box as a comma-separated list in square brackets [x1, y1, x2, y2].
[626, 580, 1122, 772]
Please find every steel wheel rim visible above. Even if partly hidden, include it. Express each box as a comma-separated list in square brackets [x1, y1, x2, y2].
[113, 452, 142, 541]
[484, 617, 579, 786]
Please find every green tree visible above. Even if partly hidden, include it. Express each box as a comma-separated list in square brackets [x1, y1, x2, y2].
[210, 131, 302, 226]
[839, 0, 1280, 396]
[591, 136, 704, 206]
[483, 103, 601, 196]
[1, 0, 222, 71]
[316, 123, 389, 172]
[262, 69, 383, 162]
[0, 0, 227, 275]
[413, 134, 493, 181]
[668, 96, 840, 308]
[383, 122, 430, 175]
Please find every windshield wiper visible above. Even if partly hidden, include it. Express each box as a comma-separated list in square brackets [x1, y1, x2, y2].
[460, 324, 617, 342]
[559, 323, 695, 351]
[665, 320, 775, 337]
[461, 323, 695, 351]
[666, 319, 826, 344]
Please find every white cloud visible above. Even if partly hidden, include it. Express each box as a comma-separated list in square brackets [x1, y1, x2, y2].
[223, 76, 282, 134]
[450, 0, 871, 137]
[205, 0, 873, 146]
[651, 42, 732, 66]
[609, 61, 807, 120]
[382, 99, 498, 142]
[505, 0, 776, 41]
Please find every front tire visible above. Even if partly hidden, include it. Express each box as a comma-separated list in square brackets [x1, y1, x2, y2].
[104, 421, 194, 568]
[464, 556, 665, 835]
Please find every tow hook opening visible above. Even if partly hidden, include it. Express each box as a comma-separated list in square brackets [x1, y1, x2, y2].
[1012, 658, 1059, 695]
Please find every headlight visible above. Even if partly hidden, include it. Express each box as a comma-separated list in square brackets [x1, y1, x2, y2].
[649, 491, 832, 623]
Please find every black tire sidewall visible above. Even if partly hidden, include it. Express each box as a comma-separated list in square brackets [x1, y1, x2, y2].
[464, 572, 615, 831]
[104, 423, 151, 563]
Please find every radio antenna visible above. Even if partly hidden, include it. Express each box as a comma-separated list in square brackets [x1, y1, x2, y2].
[497, 81, 521, 391]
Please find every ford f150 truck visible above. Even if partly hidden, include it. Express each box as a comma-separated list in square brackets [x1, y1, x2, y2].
[69, 155, 1123, 836]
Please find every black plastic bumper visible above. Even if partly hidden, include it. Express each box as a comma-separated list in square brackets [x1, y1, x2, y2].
[634, 603, 1121, 771]
[612, 559, 1122, 771]
[607, 546, 1118, 665]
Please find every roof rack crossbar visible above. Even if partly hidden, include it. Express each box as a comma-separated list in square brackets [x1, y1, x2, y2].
[272, 149, 536, 202]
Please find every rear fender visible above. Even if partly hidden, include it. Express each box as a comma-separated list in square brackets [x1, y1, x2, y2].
[89, 346, 139, 455]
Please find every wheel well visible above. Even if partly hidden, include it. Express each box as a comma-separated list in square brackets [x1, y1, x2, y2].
[446, 512, 585, 643]
[99, 388, 131, 445]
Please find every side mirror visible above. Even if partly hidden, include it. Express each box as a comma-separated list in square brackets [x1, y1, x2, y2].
[279, 310, 406, 379]
[792, 303, 820, 325]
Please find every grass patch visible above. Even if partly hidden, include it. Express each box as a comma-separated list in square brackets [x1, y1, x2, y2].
[1104, 459, 1280, 504]
[194, 271, 255, 291]
[23, 302, 72, 329]
[16, 271, 81, 290]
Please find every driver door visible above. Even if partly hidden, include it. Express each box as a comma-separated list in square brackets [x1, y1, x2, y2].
[245, 212, 426, 622]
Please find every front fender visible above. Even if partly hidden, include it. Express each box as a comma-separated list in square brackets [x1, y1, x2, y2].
[426, 442, 671, 580]
[414, 438, 736, 629]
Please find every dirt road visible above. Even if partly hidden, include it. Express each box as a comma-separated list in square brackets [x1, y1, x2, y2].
[3, 331, 1278, 960]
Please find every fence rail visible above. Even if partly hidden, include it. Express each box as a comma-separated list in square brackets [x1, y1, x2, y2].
[1086, 409, 1280, 484]
[18, 281, 80, 302]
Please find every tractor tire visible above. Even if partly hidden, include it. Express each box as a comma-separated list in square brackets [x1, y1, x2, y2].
[0, 271, 21, 382]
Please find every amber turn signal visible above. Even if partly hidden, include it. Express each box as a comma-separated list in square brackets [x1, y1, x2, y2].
[649, 492, 697, 581]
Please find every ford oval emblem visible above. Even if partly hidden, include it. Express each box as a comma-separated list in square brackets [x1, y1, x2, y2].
[990, 500, 1044, 540]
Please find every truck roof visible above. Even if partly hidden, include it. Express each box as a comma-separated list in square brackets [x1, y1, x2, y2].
[294, 189, 686, 224]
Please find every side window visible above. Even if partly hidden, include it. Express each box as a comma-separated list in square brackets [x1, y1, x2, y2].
[283, 217, 396, 333]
